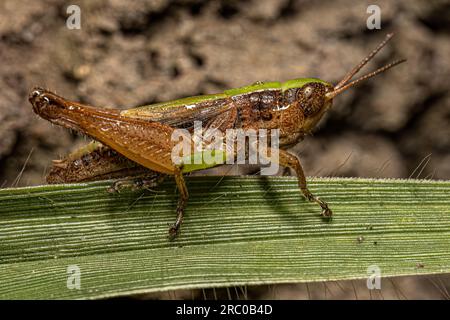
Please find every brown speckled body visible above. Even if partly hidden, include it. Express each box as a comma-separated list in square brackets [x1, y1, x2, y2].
[205, 83, 332, 147]
[28, 82, 334, 239]
[31, 82, 333, 181]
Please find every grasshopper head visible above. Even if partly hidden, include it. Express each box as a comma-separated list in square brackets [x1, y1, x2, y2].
[293, 81, 334, 132]
[296, 33, 405, 133]
[295, 82, 334, 117]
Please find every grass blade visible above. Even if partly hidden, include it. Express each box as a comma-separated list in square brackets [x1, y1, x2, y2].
[0, 177, 449, 299]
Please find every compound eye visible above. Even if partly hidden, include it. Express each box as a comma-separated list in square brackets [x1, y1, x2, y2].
[304, 86, 313, 98]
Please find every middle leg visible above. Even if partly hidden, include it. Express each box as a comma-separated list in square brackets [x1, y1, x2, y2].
[168, 167, 189, 240]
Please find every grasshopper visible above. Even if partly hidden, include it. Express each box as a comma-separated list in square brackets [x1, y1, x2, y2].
[29, 33, 405, 239]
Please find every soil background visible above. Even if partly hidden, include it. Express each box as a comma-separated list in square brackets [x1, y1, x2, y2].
[1, 0, 449, 299]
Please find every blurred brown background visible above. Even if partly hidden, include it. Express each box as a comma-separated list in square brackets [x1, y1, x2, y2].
[0, 0, 449, 298]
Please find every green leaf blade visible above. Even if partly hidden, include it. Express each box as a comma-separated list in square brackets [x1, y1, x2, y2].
[0, 177, 449, 299]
